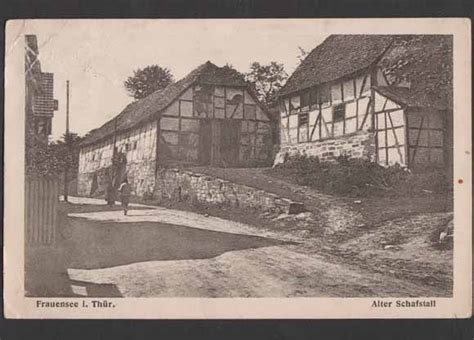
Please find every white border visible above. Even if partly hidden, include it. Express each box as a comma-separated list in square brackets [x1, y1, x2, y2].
[4, 18, 472, 319]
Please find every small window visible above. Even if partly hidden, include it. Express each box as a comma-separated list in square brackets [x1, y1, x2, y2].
[299, 112, 309, 126]
[319, 86, 330, 106]
[310, 87, 318, 107]
[333, 104, 345, 122]
[300, 90, 310, 110]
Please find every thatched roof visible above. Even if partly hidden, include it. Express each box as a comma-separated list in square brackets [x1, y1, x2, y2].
[373, 86, 447, 110]
[280, 35, 393, 96]
[81, 61, 248, 147]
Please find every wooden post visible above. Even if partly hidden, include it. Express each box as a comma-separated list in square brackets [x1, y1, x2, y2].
[404, 110, 410, 168]
[64, 80, 70, 202]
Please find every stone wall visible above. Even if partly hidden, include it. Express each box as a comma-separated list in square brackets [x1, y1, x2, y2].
[155, 168, 305, 214]
[274, 131, 375, 165]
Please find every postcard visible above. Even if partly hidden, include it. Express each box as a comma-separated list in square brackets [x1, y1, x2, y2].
[4, 18, 471, 318]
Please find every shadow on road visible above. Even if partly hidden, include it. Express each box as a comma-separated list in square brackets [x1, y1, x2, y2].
[66, 218, 290, 270]
[69, 280, 122, 297]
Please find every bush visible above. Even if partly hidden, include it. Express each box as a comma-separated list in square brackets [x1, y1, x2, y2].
[271, 154, 452, 197]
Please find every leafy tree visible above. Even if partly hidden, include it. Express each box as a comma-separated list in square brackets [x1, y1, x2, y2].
[244, 62, 288, 106]
[124, 65, 174, 100]
[26, 132, 83, 179]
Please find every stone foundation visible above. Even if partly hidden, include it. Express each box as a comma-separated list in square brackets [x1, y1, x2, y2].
[274, 131, 375, 165]
[155, 168, 305, 214]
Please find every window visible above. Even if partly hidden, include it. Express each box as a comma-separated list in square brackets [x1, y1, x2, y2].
[290, 95, 301, 112]
[319, 86, 330, 106]
[333, 104, 345, 122]
[300, 90, 310, 110]
[310, 87, 318, 107]
[299, 112, 309, 126]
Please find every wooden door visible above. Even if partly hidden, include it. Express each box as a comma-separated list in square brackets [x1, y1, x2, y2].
[220, 120, 241, 167]
[210, 120, 221, 166]
[198, 119, 212, 165]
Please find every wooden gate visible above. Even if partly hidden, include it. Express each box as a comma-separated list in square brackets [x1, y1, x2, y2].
[25, 179, 59, 245]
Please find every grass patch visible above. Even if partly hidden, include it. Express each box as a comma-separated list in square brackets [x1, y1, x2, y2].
[270, 154, 452, 198]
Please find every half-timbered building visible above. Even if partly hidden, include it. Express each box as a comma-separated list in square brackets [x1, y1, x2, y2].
[78, 61, 272, 198]
[275, 35, 452, 170]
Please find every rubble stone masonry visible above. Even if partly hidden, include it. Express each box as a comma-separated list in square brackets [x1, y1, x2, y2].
[155, 168, 305, 214]
[274, 131, 376, 165]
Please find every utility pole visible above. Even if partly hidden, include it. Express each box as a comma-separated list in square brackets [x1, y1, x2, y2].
[64, 80, 70, 202]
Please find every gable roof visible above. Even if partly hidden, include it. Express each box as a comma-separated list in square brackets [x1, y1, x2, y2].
[81, 61, 249, 147]
[280, 35, 394, 96]
[373, 86, 447, 110]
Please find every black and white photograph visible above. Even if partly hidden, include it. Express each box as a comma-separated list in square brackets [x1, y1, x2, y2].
[4, 19, 471, 319]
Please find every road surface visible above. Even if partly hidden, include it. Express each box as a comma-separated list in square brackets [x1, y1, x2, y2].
[55, 196, 439, 298]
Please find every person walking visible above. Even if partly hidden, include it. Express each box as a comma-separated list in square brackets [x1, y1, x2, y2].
[118, 179, 131, 215]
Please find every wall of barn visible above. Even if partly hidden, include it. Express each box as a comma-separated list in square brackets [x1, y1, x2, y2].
[159, 85, 272, 167]
[77, 120, 158, 197]
[373, 91, 407, 167]
[406, 108, 445, 168]
[275, 70, 379, 164]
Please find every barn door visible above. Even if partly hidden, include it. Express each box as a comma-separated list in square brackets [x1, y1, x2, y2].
[220, 120, 241, 167]
[210, 120, 221, 166]
[198, 119, 212, 165]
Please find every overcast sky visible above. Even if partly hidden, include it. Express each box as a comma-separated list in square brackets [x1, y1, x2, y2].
[18, 20, 328, 140]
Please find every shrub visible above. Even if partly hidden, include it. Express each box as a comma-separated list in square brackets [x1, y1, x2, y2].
[271, 154, 452, 197]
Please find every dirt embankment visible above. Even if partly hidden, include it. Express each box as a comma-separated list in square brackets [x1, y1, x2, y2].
[156, 166, 454, 296]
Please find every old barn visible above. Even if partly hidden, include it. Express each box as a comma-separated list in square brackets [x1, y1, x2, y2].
[275, 35, 452, 170]
[78, 61, 272, 198]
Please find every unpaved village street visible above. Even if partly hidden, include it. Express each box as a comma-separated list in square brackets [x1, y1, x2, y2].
[28, 196, 449, 298]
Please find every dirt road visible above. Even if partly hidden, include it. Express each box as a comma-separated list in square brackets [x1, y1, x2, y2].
[62, 198, 442, 298]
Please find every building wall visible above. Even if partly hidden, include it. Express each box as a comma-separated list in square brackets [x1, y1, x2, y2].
[406, 108, 445, 168]
[275, 131, 375, 164]
[276, 70, 376, 164]
[373, 91, 407, 166]
[78, 120, 158, 197]
[159, 84, 272, 166]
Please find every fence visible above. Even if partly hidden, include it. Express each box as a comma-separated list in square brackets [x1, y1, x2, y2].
[25, 179, 59, 245]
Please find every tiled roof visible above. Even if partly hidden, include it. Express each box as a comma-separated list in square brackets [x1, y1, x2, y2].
[280, 35, 393, 96]
[373, 86, 447, 110]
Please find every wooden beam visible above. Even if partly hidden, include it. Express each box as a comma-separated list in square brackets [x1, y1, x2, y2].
[154, 118, 161, 175]
[355, 98, 359, 129]
[319, 106, 322, 140]
[320, 112, 331, 137]
[359, 97, 371, 130]
[224, 87, 227, 119]
[359, 73, 368, 97]
[340, 82, 344, 103]
[342, 105, 346, 135]
[410, 116, 425, 165]
[404, 110, 410, 168]
[387, 111, 404, 164]
[373, 107, 404, 115]
[310, 111, 321, 141]
[384, 111, 388, 165]
[427, 115, 431, 162]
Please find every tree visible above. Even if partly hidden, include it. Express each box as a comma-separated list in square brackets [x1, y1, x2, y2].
[244, 62, 288, 106]
[26, 132, 83, 179]
[124, 65, 174, 100]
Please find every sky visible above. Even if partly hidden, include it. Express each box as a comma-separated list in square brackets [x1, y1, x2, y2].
[16, 19, 328, 140]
